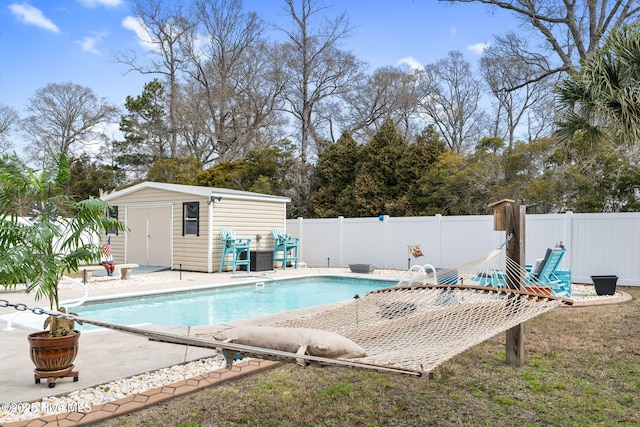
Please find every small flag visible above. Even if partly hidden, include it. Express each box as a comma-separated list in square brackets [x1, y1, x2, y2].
[102, 237, 112, 257]
[408, 244, 424, 258]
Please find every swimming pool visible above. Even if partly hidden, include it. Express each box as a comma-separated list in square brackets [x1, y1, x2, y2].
[74, 276, 396, 330]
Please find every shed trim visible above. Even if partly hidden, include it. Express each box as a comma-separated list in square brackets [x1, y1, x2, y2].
[102, 181, 290, 204]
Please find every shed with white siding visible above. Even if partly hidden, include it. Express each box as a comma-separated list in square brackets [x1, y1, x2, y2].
[101, 181, 291, 273]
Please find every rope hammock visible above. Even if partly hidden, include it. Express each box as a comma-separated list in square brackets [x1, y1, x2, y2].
[265, 285, 568, 374]
[19, 248, 573, 377]
[212, 247, 572, 374]
[66, 285, 568, 377]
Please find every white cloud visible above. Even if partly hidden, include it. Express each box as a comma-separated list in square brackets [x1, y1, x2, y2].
[396, 56, 424, 71]
[8, 3, 60, 33]
[83, 121, 122, 156]
[76, 31, 108, 54]
[122, 16, 156, 50]
[467, 42, 490, 54]
[78, 0, 122, 7]
[450, 27, 457, 35]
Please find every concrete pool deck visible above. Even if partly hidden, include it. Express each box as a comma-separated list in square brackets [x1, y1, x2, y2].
[0, 267, 631, 426]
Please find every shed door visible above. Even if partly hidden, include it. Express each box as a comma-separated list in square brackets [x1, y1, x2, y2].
[126, 206, 172, 267]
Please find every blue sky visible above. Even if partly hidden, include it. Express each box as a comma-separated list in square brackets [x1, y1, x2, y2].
[0, 0, 518, 141]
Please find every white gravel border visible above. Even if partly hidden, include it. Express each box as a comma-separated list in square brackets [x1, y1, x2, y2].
[0, 354, 227, 423]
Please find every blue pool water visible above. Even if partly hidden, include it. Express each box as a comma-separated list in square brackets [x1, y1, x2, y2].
[74, 276, 395, 330]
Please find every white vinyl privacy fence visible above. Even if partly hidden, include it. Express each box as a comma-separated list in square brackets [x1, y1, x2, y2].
[287, 212, 640, 286]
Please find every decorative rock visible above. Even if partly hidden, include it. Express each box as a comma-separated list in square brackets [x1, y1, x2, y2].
[0, 354, 227, 423]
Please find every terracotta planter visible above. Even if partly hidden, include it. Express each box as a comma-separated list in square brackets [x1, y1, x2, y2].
[28, 330, 80, 377]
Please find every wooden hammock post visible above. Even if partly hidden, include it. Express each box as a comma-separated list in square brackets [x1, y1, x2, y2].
[505, 204, 526, 366]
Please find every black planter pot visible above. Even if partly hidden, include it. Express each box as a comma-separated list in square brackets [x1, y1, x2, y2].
[591, 275, 618, 295]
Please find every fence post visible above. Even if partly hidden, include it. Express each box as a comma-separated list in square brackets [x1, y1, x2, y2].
[383, 215, 390, 268]
[297, 217, 304, 263]
[338, 216, 344, 267]
[563, 211, 573, 270]
[436, 214, 442, 267]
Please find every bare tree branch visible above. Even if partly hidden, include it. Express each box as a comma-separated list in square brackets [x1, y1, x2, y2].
[114, 0, 194, 158]
[0, 104, 19, 153]
[21, 83, 117, 166]
[277, 0, 363, 164]
[419, 51, 487, 153]
[441, 0, 640, 79]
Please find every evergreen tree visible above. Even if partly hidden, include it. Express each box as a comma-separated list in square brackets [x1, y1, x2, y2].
[310, 132, 361, 217]
[66, 155, 126, 201]
[401, 126, 448, 215]
[116, 79, 170, 179]
[147, 157, 203, 185]
[196, 143, 297, 198]
[355, 119, 409, 216]
[196, 160, 246, 190]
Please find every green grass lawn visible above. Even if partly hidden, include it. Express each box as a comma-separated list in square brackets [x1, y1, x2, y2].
[98, 287, 640, 427]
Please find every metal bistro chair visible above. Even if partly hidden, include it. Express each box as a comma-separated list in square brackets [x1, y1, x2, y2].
[272, 228, 299, 269]
[218, 228, 251, 274]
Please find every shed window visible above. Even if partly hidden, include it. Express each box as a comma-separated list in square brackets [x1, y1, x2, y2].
[183, 201, 200, 236]
[106, 206, 119, 235]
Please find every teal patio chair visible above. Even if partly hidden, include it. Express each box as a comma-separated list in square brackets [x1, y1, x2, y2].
[526, 247, 571, 297]
[473, 270, 509, 288]
[474, 247, 571, 297]
[218, 228, 251, 274]
[272, 228, 299, 269]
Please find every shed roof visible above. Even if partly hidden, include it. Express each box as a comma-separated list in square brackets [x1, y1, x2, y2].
[101, 181, 291, 204]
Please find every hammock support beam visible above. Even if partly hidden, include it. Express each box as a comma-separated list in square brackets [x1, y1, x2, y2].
[505, 203, 527, 366]
[374, 284, 573, 304]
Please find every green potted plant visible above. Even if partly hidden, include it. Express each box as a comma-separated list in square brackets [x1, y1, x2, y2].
[0, 153, 125, 385]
